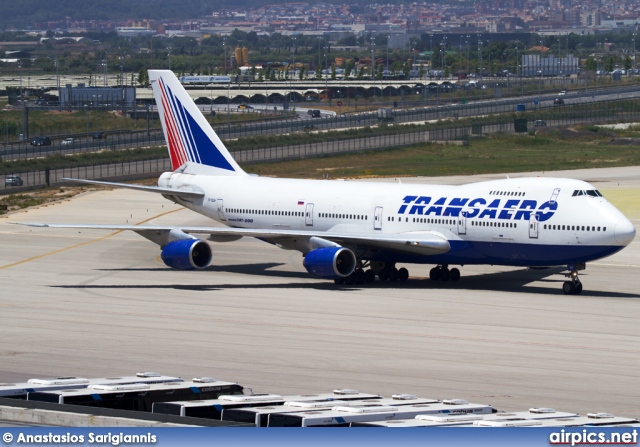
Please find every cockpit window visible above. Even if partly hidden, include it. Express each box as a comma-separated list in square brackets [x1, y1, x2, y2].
[572, 190, 603, 197]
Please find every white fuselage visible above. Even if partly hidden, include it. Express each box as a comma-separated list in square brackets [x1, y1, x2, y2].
[159, 172, 635, 268]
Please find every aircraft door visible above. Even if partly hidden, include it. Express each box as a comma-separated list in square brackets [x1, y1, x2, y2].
[458, 210, 467, 235]
[374, 206, 383, 230]
[549, 188, 561, 204]
[305, 203, 314, 226]
[529, 213, 539, 239]
[217, 199, 226, 221]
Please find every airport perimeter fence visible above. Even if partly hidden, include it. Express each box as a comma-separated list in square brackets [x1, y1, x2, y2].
[3, 86, 639, 161]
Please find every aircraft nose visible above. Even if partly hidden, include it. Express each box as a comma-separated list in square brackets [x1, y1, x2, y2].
[614, 219, 636, 246]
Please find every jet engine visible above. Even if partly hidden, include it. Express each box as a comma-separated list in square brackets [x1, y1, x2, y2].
[303, 246, 356, 279]
[160, 239, 212, 270]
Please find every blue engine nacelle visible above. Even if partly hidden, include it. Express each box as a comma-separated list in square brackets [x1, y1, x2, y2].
[160, 239, 212, 270]
[303, 247, 356, 279]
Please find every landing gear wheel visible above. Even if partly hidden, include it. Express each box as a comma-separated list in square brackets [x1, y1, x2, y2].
[449, 268, 461, 282]
[344, 274, 354, 285]
[429, 267, 439, 281]
[334, 277, 345, 285]
[352, 269, 365, 285]
[440, 267, 450, 281]
[378, 269, 389, 282]
[562, 281, 575, 295]
[574, 282, 582, 294]
[364, 269, 376, 283]
[398, 267, 409, 282]
[388, 268, 399, 282]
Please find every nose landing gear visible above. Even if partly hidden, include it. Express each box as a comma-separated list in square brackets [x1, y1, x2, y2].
[562, 269, 583, 295]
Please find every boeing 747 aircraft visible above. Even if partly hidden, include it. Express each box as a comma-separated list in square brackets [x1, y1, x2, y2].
[24, 70, 636, 294]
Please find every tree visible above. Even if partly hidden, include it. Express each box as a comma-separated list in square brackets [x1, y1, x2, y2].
[624, 55, 632, 71]
[585, 56, 597, 72]
[376, 64, 383, 80]
[137, 68, 149, 87]
[330, 64, 336, 80]
[604, 56, 615, 73]
[402, 62, 410, 78]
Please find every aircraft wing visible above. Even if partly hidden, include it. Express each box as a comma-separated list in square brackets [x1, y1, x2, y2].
[62, 178, 205, 199]
[19, 223, 450, 256]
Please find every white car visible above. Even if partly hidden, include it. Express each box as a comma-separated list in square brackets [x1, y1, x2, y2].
[61, 138, 75, 145]
[558, 90, 567, 96]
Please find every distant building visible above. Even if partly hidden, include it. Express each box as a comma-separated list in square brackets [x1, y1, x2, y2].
[521, 54, 579, 76]
[59, 84, 136, 107]
[115, 27, 156, 38]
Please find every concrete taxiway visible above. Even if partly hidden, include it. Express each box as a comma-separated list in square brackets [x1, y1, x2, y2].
[0, 166, 638, 419]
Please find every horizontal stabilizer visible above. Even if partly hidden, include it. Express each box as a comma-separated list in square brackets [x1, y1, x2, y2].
[62, 178, 204, 199]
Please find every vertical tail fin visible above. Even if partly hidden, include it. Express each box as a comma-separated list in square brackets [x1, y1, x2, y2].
[149, 70, 245, 175]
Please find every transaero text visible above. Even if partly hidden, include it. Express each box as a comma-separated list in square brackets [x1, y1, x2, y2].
[398, 196, 558, 221]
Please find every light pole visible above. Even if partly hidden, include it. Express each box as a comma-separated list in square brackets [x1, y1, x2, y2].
[412, 41, 416, 75]
[477, 34, 482, 77]
[292, 36, 296, 73]
[323, 47, 329, 104]
[54, 58, 60, 107]
[223, 38, 227, 74]
[227, 80, 231, 131]
[441, 37, 447, 75]
[539, 36, 544, 95]
[102, 58, 108, 87]
[478, 35, 483, 99]
[515, 43, 519, 78]
[317, 37, 322, 73]
[633, 32, 637, 71]
[92, 95, 102, 132]
[371, 35, 375, 78]
[466, 35, 470, 75]
[167, 47, 171, 70]
[18, 60, 23, 106]
[486, 39, 490, 77]
[386, 35, 390, 72]
[557, 36, 562, 80]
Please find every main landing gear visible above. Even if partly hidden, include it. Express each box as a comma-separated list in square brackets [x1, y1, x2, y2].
[429, 265, 461, 282]
[562, 268, 583, 295]
[334, 261, 409, 285]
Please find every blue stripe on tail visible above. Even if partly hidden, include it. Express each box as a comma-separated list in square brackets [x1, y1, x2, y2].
[165, 84, 235, 171]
